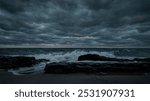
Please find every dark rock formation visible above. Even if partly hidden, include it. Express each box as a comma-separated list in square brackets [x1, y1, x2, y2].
[0, 56, 38, 69]
[78, 54, 150, 62]
[78, 54, 129, 61]
[78, 54, 105, 61]
[44, 62, 150, 74]
[133, 58, 150, 62]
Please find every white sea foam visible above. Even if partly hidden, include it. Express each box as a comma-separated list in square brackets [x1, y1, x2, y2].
[9, 50, 116, 75]
[9, 63, 45, 75]
[10, 50, 136, 75]
[33, 50, 116, 62]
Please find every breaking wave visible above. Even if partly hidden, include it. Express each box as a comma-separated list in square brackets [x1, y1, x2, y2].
[33, 50, 116, 62]
[9, 50, 137, 75]
[9, 50, 116, 75]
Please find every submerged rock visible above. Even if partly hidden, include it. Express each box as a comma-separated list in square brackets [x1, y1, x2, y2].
[0, 56, 38, 69]
[44, 62, 150, 74]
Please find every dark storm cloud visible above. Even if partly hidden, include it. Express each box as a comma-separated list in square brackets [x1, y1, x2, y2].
[0, 0, 24, 13]
[81, 0, 113, 10]
[0, 0, 150, 47]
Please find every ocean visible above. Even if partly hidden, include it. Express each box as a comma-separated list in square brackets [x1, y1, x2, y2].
[0, 48, 150, 75]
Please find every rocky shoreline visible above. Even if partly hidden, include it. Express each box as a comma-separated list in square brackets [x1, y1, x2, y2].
[0, 54, 150, 75]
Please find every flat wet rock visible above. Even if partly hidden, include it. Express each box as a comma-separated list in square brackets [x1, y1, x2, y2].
[44, 62, 150, 74]
[0, 56, 42, 69]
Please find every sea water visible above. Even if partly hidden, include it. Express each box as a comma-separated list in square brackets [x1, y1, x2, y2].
[0, 48, 150, 75]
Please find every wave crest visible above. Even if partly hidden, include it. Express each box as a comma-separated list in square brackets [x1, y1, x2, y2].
[34, 50, 115, 62]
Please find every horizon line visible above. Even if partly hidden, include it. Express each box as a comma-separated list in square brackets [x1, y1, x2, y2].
[0, 45, 150, 49]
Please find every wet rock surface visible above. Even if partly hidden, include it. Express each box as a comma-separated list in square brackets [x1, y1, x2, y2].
[0, 56, 49, 69]
[44, 62, 150, 74]
[78, 54, 150, 62]
[0, 56, 37, 69]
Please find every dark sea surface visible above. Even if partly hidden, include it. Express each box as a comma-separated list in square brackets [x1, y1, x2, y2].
[1, 48, 150, 56]
[0, 48, 150, 75]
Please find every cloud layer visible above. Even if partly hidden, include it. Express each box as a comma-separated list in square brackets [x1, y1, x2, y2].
[0, 0, 150, 47]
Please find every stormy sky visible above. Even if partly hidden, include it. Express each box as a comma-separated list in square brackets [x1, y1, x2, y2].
[0, 0, 150, 48]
